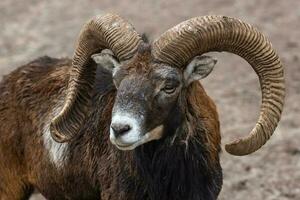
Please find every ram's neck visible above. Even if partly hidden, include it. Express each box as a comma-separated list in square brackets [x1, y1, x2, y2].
[133, 121, 221, 200]
[131, 83, 221, 199]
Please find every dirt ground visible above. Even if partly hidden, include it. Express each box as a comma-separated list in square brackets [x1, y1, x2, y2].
[0, 0, 299, 199]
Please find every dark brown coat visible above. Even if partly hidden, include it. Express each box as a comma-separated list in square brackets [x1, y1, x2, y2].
[0, 56, 221, 200]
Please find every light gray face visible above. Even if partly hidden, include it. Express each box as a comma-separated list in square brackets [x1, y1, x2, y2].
[92, 50, 216, 150]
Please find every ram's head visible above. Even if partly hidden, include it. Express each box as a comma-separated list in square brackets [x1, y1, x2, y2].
[91, 44, 216, 150]
[50, 14, 285, 156]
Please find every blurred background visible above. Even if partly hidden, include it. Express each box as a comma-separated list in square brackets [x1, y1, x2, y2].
[0, 0, 299, 199]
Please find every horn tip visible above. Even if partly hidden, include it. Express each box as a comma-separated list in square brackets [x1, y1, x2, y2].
[225, 139, 253, 156]
[50, 121, 71, 143]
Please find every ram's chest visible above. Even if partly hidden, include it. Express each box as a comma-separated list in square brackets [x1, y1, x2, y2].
[36, 171, 100, 200]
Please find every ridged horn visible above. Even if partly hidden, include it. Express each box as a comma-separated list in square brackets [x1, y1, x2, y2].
[50, 14, 142, 142]
[153, 16, 285, 156]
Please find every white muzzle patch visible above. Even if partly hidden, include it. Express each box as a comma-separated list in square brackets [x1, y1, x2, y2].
[110, 112, 163, 150]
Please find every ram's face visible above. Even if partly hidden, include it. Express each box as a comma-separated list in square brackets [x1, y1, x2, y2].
[92, 46, 216, 150]
[110, 64, 182, 150]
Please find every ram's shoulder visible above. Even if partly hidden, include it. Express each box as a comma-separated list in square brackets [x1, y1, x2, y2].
[20, 56, 71, 80]
[0, 57, 71, 111]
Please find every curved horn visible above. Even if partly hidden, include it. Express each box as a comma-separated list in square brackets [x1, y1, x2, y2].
[153, 16, 285, 156]
[50, 14, 142, 142]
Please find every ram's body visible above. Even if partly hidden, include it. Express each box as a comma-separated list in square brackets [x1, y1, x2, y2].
[0, 13, 285, 200]
[0, 56, 222, 200]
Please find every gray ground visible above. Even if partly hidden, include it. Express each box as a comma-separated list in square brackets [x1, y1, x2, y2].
[0, 0, 299, 199]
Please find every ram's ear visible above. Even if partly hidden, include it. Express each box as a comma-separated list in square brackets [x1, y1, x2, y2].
[183, 55, 217, 86]
[91, 49, 121, 73]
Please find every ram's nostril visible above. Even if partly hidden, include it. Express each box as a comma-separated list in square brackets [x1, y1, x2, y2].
[111, 123, 131, 137]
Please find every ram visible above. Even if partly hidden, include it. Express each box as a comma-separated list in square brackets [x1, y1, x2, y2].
[0, 14, 285, 200]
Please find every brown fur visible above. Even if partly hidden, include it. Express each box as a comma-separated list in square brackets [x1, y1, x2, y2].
[185, 82, 221, 163]
[0, 55, 220, 199]
[0, 56, 70, 199]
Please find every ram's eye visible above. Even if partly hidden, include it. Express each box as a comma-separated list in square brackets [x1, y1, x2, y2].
[162, 84, 177, 94]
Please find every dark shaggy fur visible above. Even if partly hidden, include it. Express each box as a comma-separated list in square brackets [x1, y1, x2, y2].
[0, 56, 222, 199]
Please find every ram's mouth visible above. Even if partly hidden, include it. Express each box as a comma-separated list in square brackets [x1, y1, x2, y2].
[113, 140, 145, 151]
[110, 125, 164, 151]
